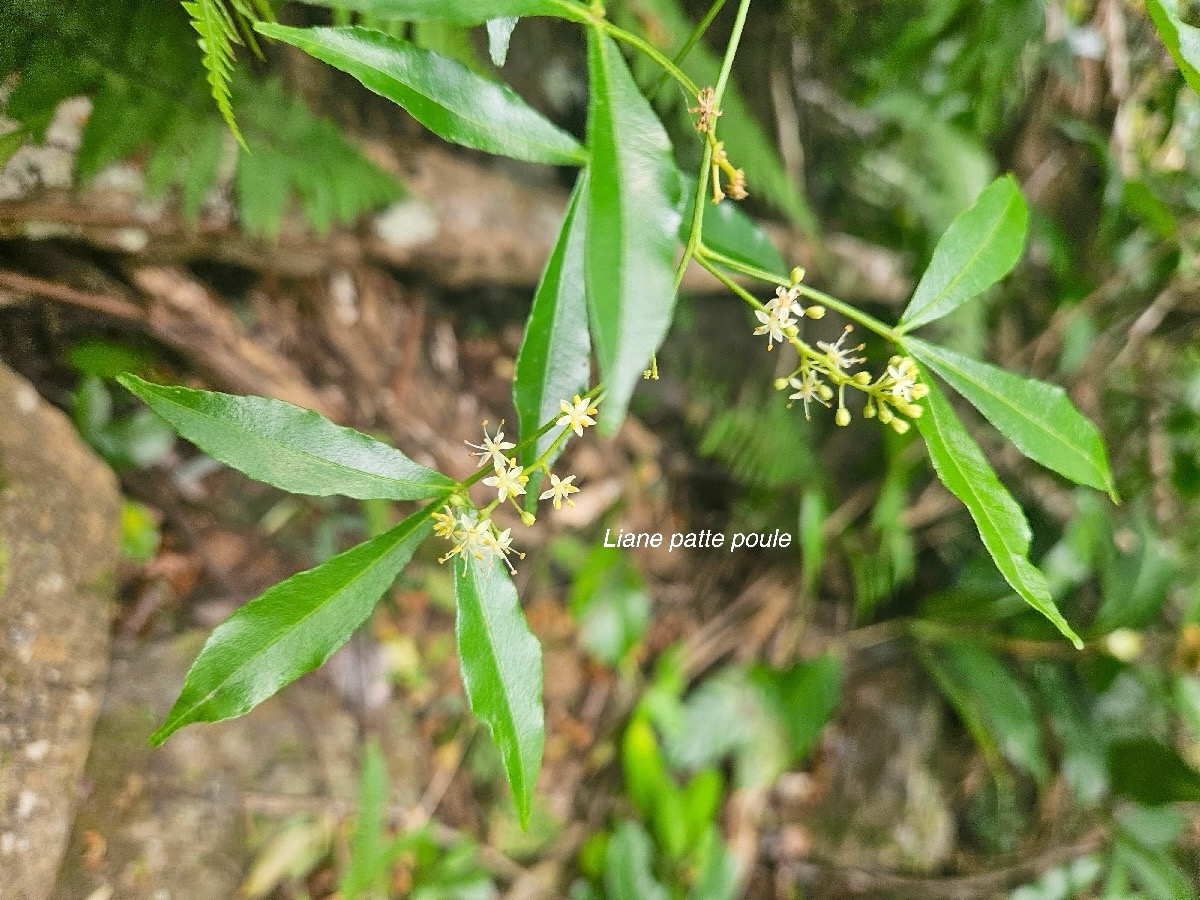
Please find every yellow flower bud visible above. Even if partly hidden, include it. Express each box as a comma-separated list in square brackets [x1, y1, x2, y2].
[878, 405, 894, 424]
[805, 305, 826, 320]
[774, 377, 789, 391]
[902, 403, 924, 418]
[835, 408, 850, 426]
[853, 371, 871, 385]
[817, 384, 834, 401]
[863, 402, 876, 418]
[790, 266, 806, 284]
[520, 510, 536, 527]
[891, 418, 910, 434]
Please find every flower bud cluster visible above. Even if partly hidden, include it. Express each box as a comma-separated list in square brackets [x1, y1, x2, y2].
[690, 87, 747, 204]
[755, 277, 928, 432]
[437, 395, 598, 572]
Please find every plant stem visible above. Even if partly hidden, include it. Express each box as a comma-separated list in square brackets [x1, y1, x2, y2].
[648, 0, 730, 98]
[598, 21, 700, 95]
[796, 284, 901, 343]
[712, 0, 752, 106]
[697, 243, 789, 287]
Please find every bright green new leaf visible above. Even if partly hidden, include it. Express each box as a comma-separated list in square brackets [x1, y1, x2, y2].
[924, 640, 1047, 781]
[678, 172, 788, 276]
[915, 375, 1082, 646]
[513, 174, 591, 476]
[906, 337, 1117, 499]
[585, 30, 682, 433]
[898, 175, 1028, 332]
[1147, 0, 1200, 96]
[257, 24, 587, 166]
[604, 821, 669, 900]
[150, 504, 436, 745]
[292, 0, 589, 26]
[118, 375, 454, 501]
[454, 551, 544, 826]
[621, 715, 668, 820]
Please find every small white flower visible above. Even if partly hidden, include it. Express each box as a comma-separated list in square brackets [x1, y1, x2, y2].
[817, 326, 865, 373]
[557, 394, 599, 436]
[465, 421, 516, 470]
[483, 526, 524, 573]
[440, 512, 491, 564]
[539, 473, 579, 509]
[753, 293, 798, 351]
[885, 357, 919, 403]
[788, 368, 831, 419]
[483, 458, 529, 503]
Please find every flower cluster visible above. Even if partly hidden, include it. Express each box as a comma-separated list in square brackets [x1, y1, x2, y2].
[690, 87, 747, 204]
[436, 395, 598, 572]
[756, 276, 928, 433]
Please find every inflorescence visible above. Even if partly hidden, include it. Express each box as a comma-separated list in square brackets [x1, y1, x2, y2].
[760, 277, 928, 433]
[436, 395, 599, 572]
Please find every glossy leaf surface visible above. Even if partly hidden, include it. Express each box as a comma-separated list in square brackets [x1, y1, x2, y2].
[907, 337, 1116, 499]
[454, 552, 544, 826]
[119, 375, 454, 500]
[258, 24, 587, 166]
[585, 29, 682, 432]
[513, 174, 591, 472]
[150, 504, 436, 744]
[678, 171, 787, 275]
[899, 175, 1028, 332]
[915, 375, 1082, 646]
[292, 0, 589, 26]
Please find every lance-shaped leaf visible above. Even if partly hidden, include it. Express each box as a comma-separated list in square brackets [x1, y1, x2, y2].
[898, 175, 1028, 333]
[1147, 0, 1200, 96]
[454, 552, 544, 826]
[119, 375, 453, 500]
[257, 24, 587, 166]
[678, 171, 787, 276]
[292, 0, 589, 26]
[906, 337, 1117, 500]
[915, 375, 1082, 647]
[585, 30, 682, 433]
[513, 172, 591, 480]
[150, 503, 437, 744]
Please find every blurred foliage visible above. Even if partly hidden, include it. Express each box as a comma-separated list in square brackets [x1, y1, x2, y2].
[0, 0, 402, 235]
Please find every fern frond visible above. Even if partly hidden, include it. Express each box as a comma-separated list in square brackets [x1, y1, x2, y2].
[182, 0, 247, 148]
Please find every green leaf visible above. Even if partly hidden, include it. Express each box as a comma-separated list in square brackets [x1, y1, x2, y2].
[924, 640, 1047, 782]
[915, 374, 1082, 646]
[487, 16, 519, 66]
[1108, 738, 1200, 805]
[898, 175, 1028, 332]
[256, 24, 587, 166]
[513, 173, 591, 477]
[678, 172, 788, 275]
[453, 551, 544, 826]
[292, 0, 589, 26]
[0, 128, 26, 168]
[1114, 823, 1197, 900]
[1147, 0, 1200, 96]
[621, 715, 668, 820]
[118, 375, 454, 501]
[585, 30, 682, 433]
[183, 0, 247, 147]
[906, 337, 1117, 499]
[751, 655, 842, 762]
[604, 821, 669, 900]
[150, 503, 435, 744]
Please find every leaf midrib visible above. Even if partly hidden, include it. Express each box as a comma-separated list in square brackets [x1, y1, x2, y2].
[145, 383, 448, 493]
[902, 190, 1016, 330]
[915, 342, 1107, 486]
[158, 514, 429, 736]
[300, 27, 586, 163]
[463, 560, 529, 795]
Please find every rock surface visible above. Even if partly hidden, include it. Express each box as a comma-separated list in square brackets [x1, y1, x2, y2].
[0, 360, 121, 900]
[53, 633, 421, 900]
